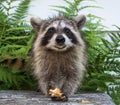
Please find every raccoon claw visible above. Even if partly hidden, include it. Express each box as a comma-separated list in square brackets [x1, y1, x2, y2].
[49, 88, 68, 101]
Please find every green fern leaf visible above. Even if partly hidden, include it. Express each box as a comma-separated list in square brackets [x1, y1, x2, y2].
[12, 0, 31, 20]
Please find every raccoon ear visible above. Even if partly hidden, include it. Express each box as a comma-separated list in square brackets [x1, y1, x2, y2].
[73, 15, 86, 29]
[30, 17, 42, 31]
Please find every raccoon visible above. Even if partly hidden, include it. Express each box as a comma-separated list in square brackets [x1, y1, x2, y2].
[30, 15, 87, 99]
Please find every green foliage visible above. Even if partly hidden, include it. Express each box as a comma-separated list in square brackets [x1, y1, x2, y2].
[104, 30, 120, 105]
[0, 64, 36, 90]
[0, 0, 33, 60]
[13, 0, 32, 20]
[82, 30, 120, 92]
[52, 0, 101, 19]
[52, 0, 120, 104]
[0, 0, 120, 104]
[0, 0, 36, 90]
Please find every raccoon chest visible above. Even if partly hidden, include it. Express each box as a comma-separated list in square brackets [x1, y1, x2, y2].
[38, 52, 77, 82]
[47, 64, 67, 88]
[47, 63, 66, 80]
[41, 60, 68, 80]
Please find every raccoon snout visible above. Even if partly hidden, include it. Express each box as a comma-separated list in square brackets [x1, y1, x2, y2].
[56, 35, 65, 44]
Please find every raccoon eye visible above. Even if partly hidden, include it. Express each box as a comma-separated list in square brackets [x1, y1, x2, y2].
[63, 27, 71, 35]
[47, 27, 56, 35]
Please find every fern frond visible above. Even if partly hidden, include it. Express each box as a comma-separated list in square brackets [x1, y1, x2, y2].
[12, 0, 31, 20]
[0, 64, 21, 85]
[0, 6, 7, 24]
[64, 0, 74, 6]
[52, 5, 72, 13]
[52, 0, 100, 18]
[79, 5, 102, 11]
[5, 25, 31, 34]
[4, 36, 30, 41]
[0, 0, 35, 90]
[0, 64, 36, 90]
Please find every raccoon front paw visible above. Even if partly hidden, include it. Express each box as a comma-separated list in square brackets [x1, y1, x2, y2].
[49, 88, 68, 101]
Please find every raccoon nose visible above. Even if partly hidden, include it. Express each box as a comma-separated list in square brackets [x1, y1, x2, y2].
[56, 35, 65, 44]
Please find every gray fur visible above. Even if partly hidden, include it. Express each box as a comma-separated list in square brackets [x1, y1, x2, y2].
[30, 15, 87, 96]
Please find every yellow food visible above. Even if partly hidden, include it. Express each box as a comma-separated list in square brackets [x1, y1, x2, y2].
[49, 88, 63, 97]
[81, 99, 91, 104]
[49, 88, 68, 101]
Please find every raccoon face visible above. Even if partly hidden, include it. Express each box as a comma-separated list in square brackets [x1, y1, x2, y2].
[30, 15, 86, 51]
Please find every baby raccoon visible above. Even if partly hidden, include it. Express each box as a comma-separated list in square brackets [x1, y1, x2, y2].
[30, 15, 87, 99]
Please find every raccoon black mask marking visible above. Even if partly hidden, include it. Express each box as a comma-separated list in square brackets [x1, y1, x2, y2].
[41, 27, 56, 46]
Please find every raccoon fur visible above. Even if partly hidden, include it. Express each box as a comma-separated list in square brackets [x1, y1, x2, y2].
[30, 15, 87, 97]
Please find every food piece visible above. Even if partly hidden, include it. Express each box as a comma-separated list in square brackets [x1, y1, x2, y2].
[49, 88, 62, 97]
[81, 99, 91, 104]
[49, 88, 68, 101]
